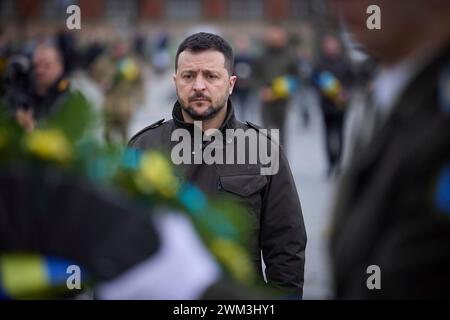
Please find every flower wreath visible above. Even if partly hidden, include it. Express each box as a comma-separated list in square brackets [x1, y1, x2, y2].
[0, 95, 260, 299]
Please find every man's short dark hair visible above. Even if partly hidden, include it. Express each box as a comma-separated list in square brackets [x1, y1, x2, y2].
[175, 32, 234, 75]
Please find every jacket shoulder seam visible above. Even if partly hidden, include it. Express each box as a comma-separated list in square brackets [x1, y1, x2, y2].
[246, 121, 273, 140]
[128, 119, 166, 145]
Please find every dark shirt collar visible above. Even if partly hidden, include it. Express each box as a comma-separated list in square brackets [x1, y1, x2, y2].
[172, 99, 236, 132]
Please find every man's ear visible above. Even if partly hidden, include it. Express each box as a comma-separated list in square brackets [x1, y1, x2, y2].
[229, 75, 237, 94]
[172, 74, 177, 85]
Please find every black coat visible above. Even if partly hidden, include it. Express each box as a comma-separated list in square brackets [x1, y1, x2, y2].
[331, 46, 450, 299]
[129, 101, 307, 297]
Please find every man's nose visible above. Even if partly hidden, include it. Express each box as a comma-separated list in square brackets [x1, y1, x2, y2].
[193, 75, 206, 91]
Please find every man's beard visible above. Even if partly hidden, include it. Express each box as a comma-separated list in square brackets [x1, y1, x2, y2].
[178, 91, 229, 121]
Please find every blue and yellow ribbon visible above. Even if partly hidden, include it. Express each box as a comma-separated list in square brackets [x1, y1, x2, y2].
[0, 254, 83, 299]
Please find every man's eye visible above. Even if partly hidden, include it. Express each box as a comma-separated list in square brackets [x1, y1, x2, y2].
[182, 74, 193, 80]
[207, 74, 218, 79]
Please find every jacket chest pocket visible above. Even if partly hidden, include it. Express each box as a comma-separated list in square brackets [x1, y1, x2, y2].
[218, 174, 267, 222]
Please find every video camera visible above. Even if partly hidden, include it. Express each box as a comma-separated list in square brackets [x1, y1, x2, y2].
[2, 54, 34, 113]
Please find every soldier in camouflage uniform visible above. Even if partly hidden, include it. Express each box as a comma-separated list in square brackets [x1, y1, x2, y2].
[90, 40, 144, 144]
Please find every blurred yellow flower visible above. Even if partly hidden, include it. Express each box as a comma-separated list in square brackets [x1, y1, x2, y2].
[135, 152, 179, 198]
[25, 129, 72, 163]
[272, 76, 290, 99]
[210, 237, 255, 284]
[121, 59, 139, 82]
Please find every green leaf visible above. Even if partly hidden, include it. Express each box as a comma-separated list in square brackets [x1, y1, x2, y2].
[44, 91, 96, 143]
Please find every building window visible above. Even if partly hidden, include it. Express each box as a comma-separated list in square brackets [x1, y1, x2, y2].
[104, 0, 138, 24]
[228, 0, 264, 20]
[166, 0, 201, 20]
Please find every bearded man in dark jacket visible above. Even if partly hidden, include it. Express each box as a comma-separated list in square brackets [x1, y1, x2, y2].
[128, 32, 307, 298]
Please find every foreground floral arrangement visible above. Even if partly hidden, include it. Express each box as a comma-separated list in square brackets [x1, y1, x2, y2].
[0, 95, 260, 299]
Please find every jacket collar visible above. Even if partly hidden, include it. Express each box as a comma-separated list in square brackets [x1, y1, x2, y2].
[172, 99, 236, 132]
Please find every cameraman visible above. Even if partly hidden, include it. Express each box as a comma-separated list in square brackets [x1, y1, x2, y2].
[3, 44, 73, 132]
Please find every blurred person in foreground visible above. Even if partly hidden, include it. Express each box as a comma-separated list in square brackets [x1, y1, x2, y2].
[330, 0, 450, 298]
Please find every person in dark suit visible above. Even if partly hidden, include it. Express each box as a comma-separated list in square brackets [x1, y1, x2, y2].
[329, 0, 450, 298]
